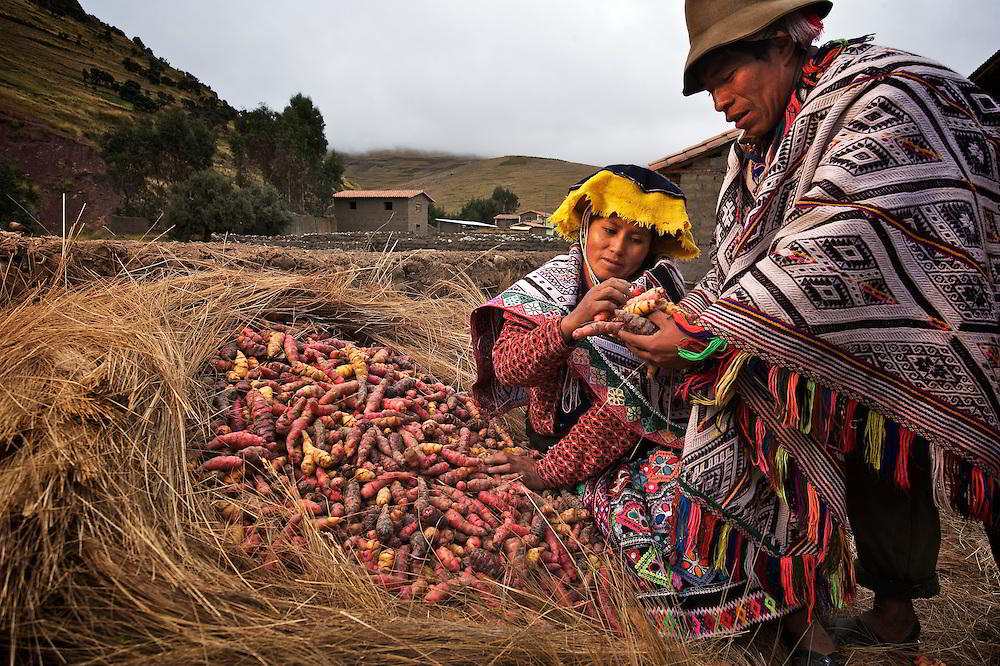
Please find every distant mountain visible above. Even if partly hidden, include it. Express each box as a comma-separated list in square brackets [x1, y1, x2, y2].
[343, 150, 598, 215]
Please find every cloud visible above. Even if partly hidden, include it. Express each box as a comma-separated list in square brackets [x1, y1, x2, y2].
[81, 0, 995, 166]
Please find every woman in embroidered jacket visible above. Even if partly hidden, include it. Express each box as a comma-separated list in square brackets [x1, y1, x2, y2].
[472, 165, 695, 490]
[596, 1, 998, 663]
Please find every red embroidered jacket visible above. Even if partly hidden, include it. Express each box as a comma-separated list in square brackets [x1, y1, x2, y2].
[492, 312, 641, 487]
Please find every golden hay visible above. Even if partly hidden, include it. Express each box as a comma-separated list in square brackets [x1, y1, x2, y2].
[0, 263, 686, 665]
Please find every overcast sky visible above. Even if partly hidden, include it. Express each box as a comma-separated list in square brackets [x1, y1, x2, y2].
[82, 1, 996, 166]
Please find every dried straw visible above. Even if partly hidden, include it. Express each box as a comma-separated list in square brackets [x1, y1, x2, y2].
[0, 261, 685, 664]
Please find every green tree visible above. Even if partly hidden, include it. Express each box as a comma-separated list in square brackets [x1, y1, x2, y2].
[99, 117, 159, 214]
[242, 183, 292, 236]
[0, 160, 39, 233]
[100, 110, 216, 217]
[166, 172, 292, 241]
[155, 109, 215, 181]
[232, 95, 344, 215]
[490, 186, 519, 214]
[166, 170, 245, 241]
[457, 196, 500, 224]
[428, 203, 448, 225]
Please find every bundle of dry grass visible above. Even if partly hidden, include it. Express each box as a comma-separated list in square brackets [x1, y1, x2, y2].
[0, 263, 685, 665]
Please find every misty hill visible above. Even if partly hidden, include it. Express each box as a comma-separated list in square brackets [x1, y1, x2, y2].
[0, 0, 232, 144]
[343, 151, 598, 215]
[0, 0, 236, 224]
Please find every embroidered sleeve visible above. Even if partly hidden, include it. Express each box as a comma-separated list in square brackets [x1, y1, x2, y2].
[534, 403, 641, 488]
[492, 313, 573, 388]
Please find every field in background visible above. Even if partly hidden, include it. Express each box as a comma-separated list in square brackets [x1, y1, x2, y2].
[343, 149, 598, 214]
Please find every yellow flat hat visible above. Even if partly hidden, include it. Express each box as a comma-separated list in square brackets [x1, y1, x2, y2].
[550, 165, 698, 260]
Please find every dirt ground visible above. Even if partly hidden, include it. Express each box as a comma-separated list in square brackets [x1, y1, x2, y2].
[216, 229, 570, 253]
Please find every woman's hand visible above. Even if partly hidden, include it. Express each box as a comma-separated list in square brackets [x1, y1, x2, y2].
[617, 310, 695, 370]
[559, 277, 631, 343]
[484, 452, 547, 490]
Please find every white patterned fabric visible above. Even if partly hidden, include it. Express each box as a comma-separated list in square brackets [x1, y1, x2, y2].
[679, 40, 1000, 560]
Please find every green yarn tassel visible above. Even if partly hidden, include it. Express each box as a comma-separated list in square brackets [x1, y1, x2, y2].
[800, 380, 816, 435]
[865, 411, 885, 471]
[775, 445, 790, 504]
[714, 523, 732, 573]
[677, 336, 728, 361]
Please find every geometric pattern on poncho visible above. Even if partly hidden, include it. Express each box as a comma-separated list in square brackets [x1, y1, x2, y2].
[679, 40, 1000, 561]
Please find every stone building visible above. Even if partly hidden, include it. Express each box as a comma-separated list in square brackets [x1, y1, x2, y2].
[492, 213, 519, 229]
[649, 129, 740, 283]
[332, 190, 433, 235]
[517, 209, 549, 223]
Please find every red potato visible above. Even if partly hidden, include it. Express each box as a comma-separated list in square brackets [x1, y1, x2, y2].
[201, 456, 244, 472]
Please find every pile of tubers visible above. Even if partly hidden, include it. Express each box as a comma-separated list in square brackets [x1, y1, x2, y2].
[193, 322, 619, 615]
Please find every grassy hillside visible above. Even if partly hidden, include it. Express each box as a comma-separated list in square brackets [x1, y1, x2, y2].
[0, 0, 230, 144]
[343, 150, 598, 215]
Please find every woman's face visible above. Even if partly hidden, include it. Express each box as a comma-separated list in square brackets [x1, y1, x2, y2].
[584, 215, 653, 284]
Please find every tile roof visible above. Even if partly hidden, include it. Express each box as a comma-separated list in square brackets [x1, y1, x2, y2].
[493, 214, 520, 220]
[648, 128, 741, 172]
[333, 190, 434, 201]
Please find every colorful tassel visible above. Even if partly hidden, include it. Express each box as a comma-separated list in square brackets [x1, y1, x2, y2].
[800, 379, 817, 435]
[677, 336, 727, 362]
[780, 557, 798, 606]
[783, 372, 800, 428]
[822, 390, 838, 446]
[775, 446, 790, 504]
[686, 501, 701, 557]
[754, 418, 769, 474]
[699, 513, 718, 561]
[803, 553, 817, 623]
[865, 410, 886, 471]
[714, 351, 752, 406]
[806, 483, 820, 544]
[767, 364, 781, 405]
[714, 523, 732, 573]
[840, 399, 857, 453]
[895, 427, 914, 489]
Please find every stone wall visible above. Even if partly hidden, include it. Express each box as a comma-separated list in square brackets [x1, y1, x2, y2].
[660, 148, 731, 285]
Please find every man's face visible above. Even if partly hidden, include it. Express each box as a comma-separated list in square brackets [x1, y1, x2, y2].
[698, 39, 799, 140]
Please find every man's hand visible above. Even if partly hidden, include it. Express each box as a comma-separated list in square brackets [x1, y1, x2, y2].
[484, 452, 547, 490]
[617, 310, 695, 370]
[559, 278, 630, 343]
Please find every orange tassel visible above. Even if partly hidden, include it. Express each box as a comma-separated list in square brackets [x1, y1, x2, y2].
[686, 502, 701, 556]
[803, 554, 817, 624]
[783, 373, 800, 428]
[780, 557, 798, 606]
[755, 418, 769, 473]
[806, 483, 820, 544]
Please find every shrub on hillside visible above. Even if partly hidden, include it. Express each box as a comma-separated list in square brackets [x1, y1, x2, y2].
[101, 109, 216, 217]
[0, 160, 39, 234]
[166, 172, 291, 241]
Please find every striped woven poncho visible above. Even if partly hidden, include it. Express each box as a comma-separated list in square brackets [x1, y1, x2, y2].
[674, 38, 999, 615]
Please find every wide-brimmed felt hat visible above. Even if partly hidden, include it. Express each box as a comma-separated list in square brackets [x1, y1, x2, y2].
[550, 165, 698, 260]
[682, 0, 832, 96]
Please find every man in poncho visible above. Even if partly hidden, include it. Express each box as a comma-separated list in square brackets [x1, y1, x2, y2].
[616, 1, 998, 663]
